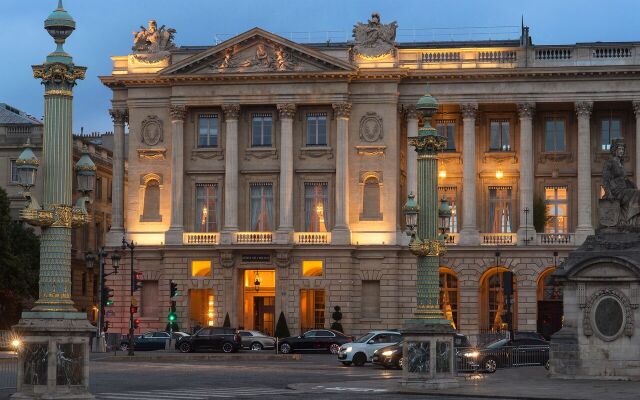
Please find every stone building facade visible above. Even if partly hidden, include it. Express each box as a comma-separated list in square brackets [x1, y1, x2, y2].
[100, 16, 640, 340]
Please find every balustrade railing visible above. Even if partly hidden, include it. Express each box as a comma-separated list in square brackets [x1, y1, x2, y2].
[592, 47, 632, 58]
[444, 233, 459, 245]
[183, 232, 218, 245]
[235, 232, 273, 244]
[477, 50, 516, 63]
[535, 47, 572, 60]
[294, 232, 331, 244]
[480, 233, 517, 245]
[536, 233, 575, 245]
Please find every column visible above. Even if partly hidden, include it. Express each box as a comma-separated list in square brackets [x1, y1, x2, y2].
[405, 104, 420, 197]
[166, 105, 187, 245]
[276, 104, 296, 243]
[575, 101, 594, 244]
[331, 102, 352, 245]
[458, 103, 481, 246]
[633, 101, 640, 188]
[517, 103, 536, 244]
[221, 104, 240, 244]
[107, 109, 127, 246]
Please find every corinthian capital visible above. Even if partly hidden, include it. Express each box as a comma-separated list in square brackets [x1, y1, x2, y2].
[575, 101, 593, 118]
[632, 101, 640, 117]
[222, 104, 240, 120]
[277, 103, 296, 119]
[404, 104, 420, 120]
[169, 105, 187, 122]
[332, 102, 352, 118]
[109, 109, 129, 125]
[517, 102, 536, 119]
[460, 103, 478, 119]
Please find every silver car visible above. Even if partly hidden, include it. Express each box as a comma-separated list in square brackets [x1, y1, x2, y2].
[238, 330, 276, 351]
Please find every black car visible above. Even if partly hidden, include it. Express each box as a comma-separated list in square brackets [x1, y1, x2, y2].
[177, 327, 242, 353]
[119, 331, 189, 351]
[373, 334, 472, 370]
[278, 329, 352, 354]
[469, 338, 550, 373]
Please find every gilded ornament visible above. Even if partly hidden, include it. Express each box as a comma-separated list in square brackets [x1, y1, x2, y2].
[44, 89, 73, 97]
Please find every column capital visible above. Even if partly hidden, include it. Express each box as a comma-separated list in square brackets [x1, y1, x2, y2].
[277, 103, 296, 119]
[575, 101, 593, 118]
[332, 102, 352, 118]
[517, 102, 536, 119]
[109, 109, 128, 125]
[403, 104, 420, 120]
[632, 101, 640, 116]
[169, 105, 187, 122]
[460, 103, 478, 119]
[222, 104, 240, 120]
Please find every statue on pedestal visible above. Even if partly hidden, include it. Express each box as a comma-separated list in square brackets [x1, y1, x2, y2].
[131, 19, 176, 63]
[600, 139, 640, 226]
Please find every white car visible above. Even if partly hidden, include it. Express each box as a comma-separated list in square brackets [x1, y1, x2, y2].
[338, 331, 402, 366]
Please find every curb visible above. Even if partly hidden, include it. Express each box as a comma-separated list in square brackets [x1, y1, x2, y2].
[100, 353, 303, 362]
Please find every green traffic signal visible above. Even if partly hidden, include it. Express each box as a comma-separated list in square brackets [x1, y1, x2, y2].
[105, 300, 114, 306]
[168, 312, 176, 322]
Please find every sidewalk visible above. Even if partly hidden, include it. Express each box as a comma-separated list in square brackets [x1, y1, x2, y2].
[290, 367, 640, 400]
[93, 350, 302, 362]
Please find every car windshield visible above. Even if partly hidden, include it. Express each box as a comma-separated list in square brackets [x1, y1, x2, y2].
[486, 339, 509, 349]
[354, 333, 376, 343]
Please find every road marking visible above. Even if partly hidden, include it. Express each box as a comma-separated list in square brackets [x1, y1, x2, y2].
[95, 387, 293, 400]
[311, 385, 389, 393]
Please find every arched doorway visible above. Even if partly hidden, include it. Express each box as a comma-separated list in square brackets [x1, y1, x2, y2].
[480, 267, 518, 332]
[537, 267, 563, 340]
[439, 267, 459, 330]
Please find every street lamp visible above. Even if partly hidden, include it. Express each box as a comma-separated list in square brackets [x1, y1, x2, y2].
[85, 248, 120, 351]
[122, 236, 136, 356]
[254, 270, 262, 292]
[438, 197, 452, 240]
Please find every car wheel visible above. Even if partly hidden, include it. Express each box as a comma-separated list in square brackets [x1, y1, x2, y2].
[483, 357, 497, 373]
[342, 361, 352, 366]
[329, 343, 340, 354]
[250, 342, 263, 351]
[279, 343, 292, 354]
[222, 342, 234, 353]
[179, 342, 192, 353]
[353, 352, 367, 367]
[119, 343, 129, 352]
[545, 360, 550, 370]
[398, 357, 405, 370]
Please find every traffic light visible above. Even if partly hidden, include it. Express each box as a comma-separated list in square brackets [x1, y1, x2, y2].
[130, 305, 138, 314]
[132, 271, 143, 292]
[168, 301, 177, 323]
[170, 281, 178, 298]
[103, 286, 114, 306]
[133, 318, 140, 329]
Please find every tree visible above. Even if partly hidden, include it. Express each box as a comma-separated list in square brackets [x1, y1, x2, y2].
[274, 312, 290, 338]
[533, 195, 551, 233]
[223, 312, 231, 328]
[330, 305, 343, 332]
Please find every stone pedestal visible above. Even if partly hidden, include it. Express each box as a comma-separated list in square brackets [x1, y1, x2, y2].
[12, 312, 95, 400]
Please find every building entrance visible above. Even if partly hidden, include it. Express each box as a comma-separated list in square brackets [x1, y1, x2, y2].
[242, 270, 275, 336]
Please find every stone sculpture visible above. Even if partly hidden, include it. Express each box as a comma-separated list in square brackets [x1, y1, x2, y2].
[601, 138, 640, 226]
[352, 12, 398, 58]
[132, 20, 176, 62]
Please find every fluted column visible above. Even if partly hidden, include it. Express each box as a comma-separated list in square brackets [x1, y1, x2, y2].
[276, 103, 296, 243]
[633, 101, 640, 188]
[459, 103, 481, 246]
[221, 104, 240, 244]
[517, 103, 536, 244]
[575, 101, 594, 244]
[166, 105, 187, 245]
[332, 102, 352, 245]
[107, 108, 127, 246]
[405, 105, 420, 197]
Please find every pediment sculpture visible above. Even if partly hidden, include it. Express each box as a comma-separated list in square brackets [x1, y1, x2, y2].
[352, 12, 398, 58]
[600, 138, 640, 227]
[214, 42, 298, 72]
[131, 19, 176, 63]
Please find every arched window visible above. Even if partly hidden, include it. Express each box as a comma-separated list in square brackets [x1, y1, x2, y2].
[439, 267, 459, 329]
[536, 267, 563, 339]
[480, 268, 518, 331]
[142, 179, 161, 221]
[361, 177, 381, 220]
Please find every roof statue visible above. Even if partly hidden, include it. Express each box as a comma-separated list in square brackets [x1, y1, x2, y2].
[600, 138, 640, 227]
[352, 12, 398, 58]
[132, 19, 176, 63]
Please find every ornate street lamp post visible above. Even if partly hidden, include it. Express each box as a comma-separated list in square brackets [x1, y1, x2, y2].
[400, 90, 459, 389]
[12, 1, 95, 398]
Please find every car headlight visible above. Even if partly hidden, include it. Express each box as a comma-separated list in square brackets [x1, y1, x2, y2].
[10, 339, 22, 350]
[382, 350, 394, 356]
[464, 351, 479, 358]
[344, 346, 352, 353]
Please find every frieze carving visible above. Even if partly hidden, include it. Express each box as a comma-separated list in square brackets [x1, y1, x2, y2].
[215, 43, 299, 72]
[277, 104, 296, 119]
[191, 149, 224, 161]
[109, 109, 129, 125]
[222, 104, 240, 120]
[352, 13, 398, 59]
[245, 147, 278, 161]
[460, 103, 478, 119]
[137, 148, 167, 160]
[132, 20, 176, 63]
[517, 102, 536, 119]
[332, 103, 352, 118]
[298, 147, 333, 160]
[583, 288, 634, 341]
[575, 101, 594, 118]
[359, 112, 383, 142]
[275, 251, 291, 268]
[169, 105, 187, 121]
[140, 115, 163, 146]
[356, 145, 386, 156]
[538, 152, 573, 164]
[219, 251, 235, 268]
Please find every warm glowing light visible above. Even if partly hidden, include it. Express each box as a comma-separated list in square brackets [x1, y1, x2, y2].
[495, 169, 504, 179]
[439, 170, 447, 179]
[302, 260, 323, 277]
[191, 260, 212, 277]
[207, 294, 214, 327]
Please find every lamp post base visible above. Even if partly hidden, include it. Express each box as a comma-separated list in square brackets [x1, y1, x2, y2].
[11, 312, 95, 400]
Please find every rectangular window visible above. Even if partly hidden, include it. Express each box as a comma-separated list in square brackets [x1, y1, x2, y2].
[436, 120, 456, 151]
[489, 120, 510, 151]
[249, 183, 273, 231]
[195, 183, 219, 232]
[361, 280, 380, 319]
[304, 182, 329, 232]
[544, 118, 566, 152]
[438, 186, 458, 233]
[95, 177, 102, 200]
[545, 186, 568, 233]
[141, 281, 159, 318]
[190, 289, 214, 328]
[10, 160, 19, 183]
[191, 260, 212, 277]
[306, 113, 327, 146]
[601, 117, 622, 151]
[252, 113, 273, 147]
[488, 186, 512, 233]
[300, 289, 325, 331]
[302, 260, 323, 277]
[198, 114, 219, 148]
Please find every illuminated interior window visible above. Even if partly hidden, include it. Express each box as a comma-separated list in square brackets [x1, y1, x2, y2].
[302, 260, 323, 277]
[189, 289, 213, 329]
[244, 270, 275, 288]
[208, 295, 214, 326]
[191, 260, 212, 277]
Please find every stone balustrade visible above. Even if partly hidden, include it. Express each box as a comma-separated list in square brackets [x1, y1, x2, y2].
[235, 232, 273, 244]
[444, 233, 459, 245]
[183, 232, 218, 245]
[536, 233, 575, 246]
[294, 232, 331, 244]
[480, 233, 517, 246]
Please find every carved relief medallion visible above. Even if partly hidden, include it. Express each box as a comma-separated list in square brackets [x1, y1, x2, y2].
[359, 112, 383, 142]
[140, 116, 163, 146]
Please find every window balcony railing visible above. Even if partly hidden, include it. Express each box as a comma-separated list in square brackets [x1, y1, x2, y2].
[235, 232, 273, 244]
[444, 233, 459, 245]
[480, 233, 517, 246]
[294, 232, 331, 245]
[183, 232, 218, 245]
[536, 233, 575, 246]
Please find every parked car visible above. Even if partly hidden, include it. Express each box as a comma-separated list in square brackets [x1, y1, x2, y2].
[373, 334, 473, 370]
[176, 327, 241, 353]
[514, 331, 547, 341]
[465, 338, 550, 373]
[278, 329, 351, 354]
[119, 331, 189, 351]
[338, 331, 402, 366]
[239, 330, 276, 351]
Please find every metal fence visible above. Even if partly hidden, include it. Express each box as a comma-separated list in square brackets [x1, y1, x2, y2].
[0, 357, 17, 390]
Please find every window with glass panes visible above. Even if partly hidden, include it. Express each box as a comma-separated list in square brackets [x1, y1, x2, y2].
[438, 186, 458, 233]
[489, 120, 510, 151]
[195, 184, 219, 232]
[439, 269, 459, 329]
[10, 160, 18, 183]
[545, 186, 568, 233]
[544, 118, 566, 152]
[198, 114, 219, 148]
[252, 113, 273, 147]
[488, 186, 512, 233]
[249, 183, 273, 231]
[600, 117, 622, 151]
[436, 120, 456, 151]
[485, 271, 518, 331]
[306, 113, 327, 146]
[304, 182, 329, 232]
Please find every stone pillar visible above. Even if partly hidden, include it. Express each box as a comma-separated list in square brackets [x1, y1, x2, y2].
[517, 103, 536, 245]
[276, 104, 296, 243]
[633, 101, 640, 188]
[221, 104, 240, 244]
[575, 101, 594, 244]
[332, 102, 352, 245]
[405, 105, 420, 197]
[166, 105, 187, 245]
[458, 103, 481, 246]
[107, 109, 127, 246]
